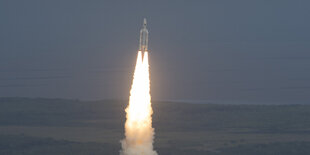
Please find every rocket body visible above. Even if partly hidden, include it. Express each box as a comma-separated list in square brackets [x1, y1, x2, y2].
[139, 18, 149, 52]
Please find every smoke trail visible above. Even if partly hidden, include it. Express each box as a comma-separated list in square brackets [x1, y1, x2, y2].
[120, 51, 157, 155]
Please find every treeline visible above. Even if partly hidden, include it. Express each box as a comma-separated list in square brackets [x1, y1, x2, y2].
[1, 134, 310, 155]
[209, 142, 310, 155]
[1, 97, 310, 133]
[0, 134, 118, 155]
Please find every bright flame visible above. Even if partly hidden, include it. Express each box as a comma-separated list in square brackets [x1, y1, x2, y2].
[120, 51, 157, 155]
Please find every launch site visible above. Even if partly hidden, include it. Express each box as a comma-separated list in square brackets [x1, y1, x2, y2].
[0, 1, 310, 155]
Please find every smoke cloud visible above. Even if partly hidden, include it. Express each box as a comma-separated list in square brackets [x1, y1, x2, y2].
[120, 51, 157, 155]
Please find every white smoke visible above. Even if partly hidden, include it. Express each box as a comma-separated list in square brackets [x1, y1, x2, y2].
[120, 51, 157, 155]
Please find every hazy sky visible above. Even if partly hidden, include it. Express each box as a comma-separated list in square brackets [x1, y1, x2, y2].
[0, 0, 309, 103]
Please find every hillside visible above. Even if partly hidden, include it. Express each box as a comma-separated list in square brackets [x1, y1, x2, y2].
[0, 98, 310, 154]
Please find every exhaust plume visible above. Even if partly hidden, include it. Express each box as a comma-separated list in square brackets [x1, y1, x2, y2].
[120, 51, 157, 155]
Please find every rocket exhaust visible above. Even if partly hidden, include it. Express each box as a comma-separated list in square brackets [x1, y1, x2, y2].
[120, 19, 157, 155]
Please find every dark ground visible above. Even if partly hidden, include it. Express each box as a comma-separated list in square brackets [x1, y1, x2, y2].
[0, 97, 310, 155]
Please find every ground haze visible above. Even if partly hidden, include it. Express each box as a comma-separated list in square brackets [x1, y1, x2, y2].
[0, 98, 310, 154]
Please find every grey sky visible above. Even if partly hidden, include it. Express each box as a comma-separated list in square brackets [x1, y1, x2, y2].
[0, 0, 309, 103]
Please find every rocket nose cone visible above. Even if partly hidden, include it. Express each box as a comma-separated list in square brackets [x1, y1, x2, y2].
[143, 18, 147, 26]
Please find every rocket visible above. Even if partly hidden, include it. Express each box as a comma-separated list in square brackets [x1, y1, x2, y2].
[139, 18, 149, 52]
